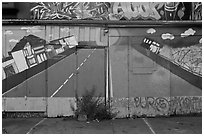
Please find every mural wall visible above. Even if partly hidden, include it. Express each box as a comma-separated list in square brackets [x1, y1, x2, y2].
[109, 25, 202, 117]
[30, 2, 202, 20]
[2, 25, 107, 116]
[2, 22, 202, 117]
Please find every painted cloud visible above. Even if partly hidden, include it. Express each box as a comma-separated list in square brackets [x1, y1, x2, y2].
[199, 38, 202, 43]
[146, 28, 156, 34]
[181, 28, 196, 37]
[161, 33, 175, 40]
[21, 26, 42, 33]
[27, 29, 42, 33]
[4, 30, 13, 35]
[9, 39, 19, 43]
[21, 26, 42, 30]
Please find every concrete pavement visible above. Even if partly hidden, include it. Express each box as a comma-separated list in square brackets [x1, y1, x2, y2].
[2, 116, 202, 134]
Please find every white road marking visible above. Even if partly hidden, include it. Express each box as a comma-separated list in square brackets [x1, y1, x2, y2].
[63, 79, 69, 85]
[50, 84, 64, 97]
[142, 118, 156, 134]
[3, 48, 97, 98]
[69, 73, 74, 79]
[2, 54, 75, 96]
[83, 58, 87, 62]
[4, 48, 97, 98]
[76, 48, 96, 71]
[50, 49, 96, 97]
[26, 118, 47, 134]
[80, 62, 84, 67]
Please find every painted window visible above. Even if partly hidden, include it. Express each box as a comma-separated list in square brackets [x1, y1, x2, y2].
[28, 57, 36, 65]
[31, 49, 35, 54]
[3, 64, 16, 78]
[27, 47, 32, 56]
[24, 49, 28, 57]
[40, 54, 45, 61]
[43, 53, 47, 60]
[37, 55, 42, 63]
[59, 39, 67, 47]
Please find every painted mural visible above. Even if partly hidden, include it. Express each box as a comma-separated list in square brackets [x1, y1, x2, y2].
[171, 44, 202, 76]
[30, 2, 202, 20]
[193, 2, 202, 20]
[2, 34, 78, 80]
[142, 27, 202, 77]
[2, 21, 202, 117]
[108, 25, 201, 117]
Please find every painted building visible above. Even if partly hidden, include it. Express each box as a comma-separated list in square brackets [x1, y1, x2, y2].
[10, 34, 47, 72]
[2, 2, 202, 118]
[49, 35, 78, 55]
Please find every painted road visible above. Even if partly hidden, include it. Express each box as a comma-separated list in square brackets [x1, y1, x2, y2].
[2, 47, 105, 98]
[3, 43, 201, 98]
[2, 116, 202, 134]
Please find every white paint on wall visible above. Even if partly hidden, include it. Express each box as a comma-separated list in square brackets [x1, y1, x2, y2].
[11, 50, 28, 72]
[96, 28, 103, 45]
[3, 97, 46, 111]
[47, 97, 76, 117]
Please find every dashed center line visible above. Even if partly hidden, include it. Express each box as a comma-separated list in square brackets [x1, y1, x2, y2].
[50, 48, 96, 97]
[69, 73, 74, 79]
[83, 58, 87, 62]
[80, 62, 84, 67]
[63, 79, 69, 85]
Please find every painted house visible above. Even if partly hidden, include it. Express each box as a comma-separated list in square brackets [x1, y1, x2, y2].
[10, 34, 47, 72]
[50, 35, 78, 55]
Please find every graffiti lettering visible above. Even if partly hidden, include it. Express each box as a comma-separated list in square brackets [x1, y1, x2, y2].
[170, 96, 202, 114]
[171, 45, 202, 76]
[112, 2, 164, 20]
[112, 96, 202, 117]
[133, 97, 169, 113]
[31, 2, 201, 20]
[193, 2, 202, 20]
[155, 97, 169, 111]
[31, 2, 110, 20]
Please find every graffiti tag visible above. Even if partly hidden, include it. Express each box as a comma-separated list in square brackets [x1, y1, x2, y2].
[111, 2, 164, 20]
[171, 45, 202, 75]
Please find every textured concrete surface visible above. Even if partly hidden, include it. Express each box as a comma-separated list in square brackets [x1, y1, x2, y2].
[2, 116, 202, 134]
[2, 118, 42, 134]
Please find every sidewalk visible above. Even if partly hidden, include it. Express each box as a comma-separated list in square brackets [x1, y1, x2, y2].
[2, 116, 202, 134]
